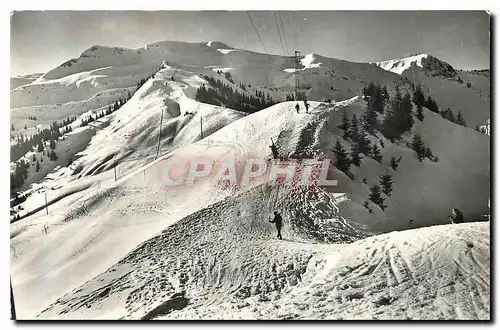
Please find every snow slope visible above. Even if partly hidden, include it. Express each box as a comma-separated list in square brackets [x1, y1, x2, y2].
[321, 98, 490, 230]
[10, 40, 490, 320]
[35, 215, 490, 320]
[10, 59, 245, 193]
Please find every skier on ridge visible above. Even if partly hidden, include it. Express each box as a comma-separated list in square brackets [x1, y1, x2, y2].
[449, 208, 464, 224]
[269, 138, 279, 159]
[269, 211, 283, 240]
[295, 103, 300, 113]
[303, 99, 310, 113]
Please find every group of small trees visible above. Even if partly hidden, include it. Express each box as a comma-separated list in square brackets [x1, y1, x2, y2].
[364, 172, 394, 212]
[10, 76, 149, 195]
[413, 85, 439, 114]
[381, 88, 414, 141]
[440, 108, 466, 126]
[413, 85, 467, 126]
[410, 133, 438, 162]
[337, 111, 383, 171]
[361, 82, 416, 142]
[81, 89, 136, 127]
[195, 75, 276, 114]
[11, 138, 60, 191]
[362, 82, 388, 114]
[10, 118, 67, 162]
[136, 73, 155, 90]
[10, 160, 29, 191]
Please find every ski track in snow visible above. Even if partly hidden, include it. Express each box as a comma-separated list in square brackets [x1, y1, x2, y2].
[38, 217, 489, 320]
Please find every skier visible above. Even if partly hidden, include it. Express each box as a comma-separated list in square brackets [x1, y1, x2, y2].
[303, 99, 309, 113]
[449, 208, 464, 224]
[295, 103, 300, 113]
[269, 211, 283, 240]
[269, 138, 279, 159]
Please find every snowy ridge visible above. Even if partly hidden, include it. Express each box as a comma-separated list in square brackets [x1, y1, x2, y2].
[373, 54, 429, 75]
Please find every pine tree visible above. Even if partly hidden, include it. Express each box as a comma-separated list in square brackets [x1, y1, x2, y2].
[36, 160, 40, 172]
[372, 144, 382, 162]
[412, 85, 426, 107]
[24, 124, 27, 129]
[366, 83, 384, 114]
[456, 111, 466, 127]
[441, 108, 456, 123]
[368, 184, 386, 210]
[49, 139, 56, 150]
[347, 114, 359, 140]
[332, 140, 351, 174]
[416, 103, 425, 121]
[424, 145, 435, 160]
[402, 92, 414, 132]
[350, 143, 361, 167]
[382, 88, 402, 140]
[379, 172, 393, 196]
[411, 133, 426, 162]
[339, 110, 350, 132]
[425, 96, 439, 113]
[382, 107, 398, 141]
[381, 85, 389, 110]
[362, 104, 378, 134]
[389, 156, 402, 170]
[356, 129, 372, 155]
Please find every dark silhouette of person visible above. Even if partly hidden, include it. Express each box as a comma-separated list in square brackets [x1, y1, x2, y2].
[303, 100, 309, 113]
[449, 208, 464, 224]
[269, 211, 283, 239]
[295, 103, 300, 113]
[269, 140, 279, 159]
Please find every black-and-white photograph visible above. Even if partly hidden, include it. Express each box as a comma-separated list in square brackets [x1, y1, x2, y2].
[9, 9, 490, 320]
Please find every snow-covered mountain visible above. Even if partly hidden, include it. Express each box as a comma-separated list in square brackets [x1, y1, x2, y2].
[374, 54, 430, 75]
[10, 40, 490, 320]
[374, 54, 490, 127]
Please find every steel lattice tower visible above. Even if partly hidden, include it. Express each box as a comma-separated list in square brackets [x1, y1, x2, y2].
[294, 50, 301, 101]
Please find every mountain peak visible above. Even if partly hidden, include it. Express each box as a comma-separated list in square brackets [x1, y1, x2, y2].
[373, 53, 457, 78]
[206, 40, 233, 49]
[373, 53, 430, 75]
[80, 45, 130, 58]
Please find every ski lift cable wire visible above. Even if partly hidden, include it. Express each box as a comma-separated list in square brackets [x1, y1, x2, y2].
[272, 11, 287, 56]
[277, 12, 290, 55]
[246, 12, 273, 60]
